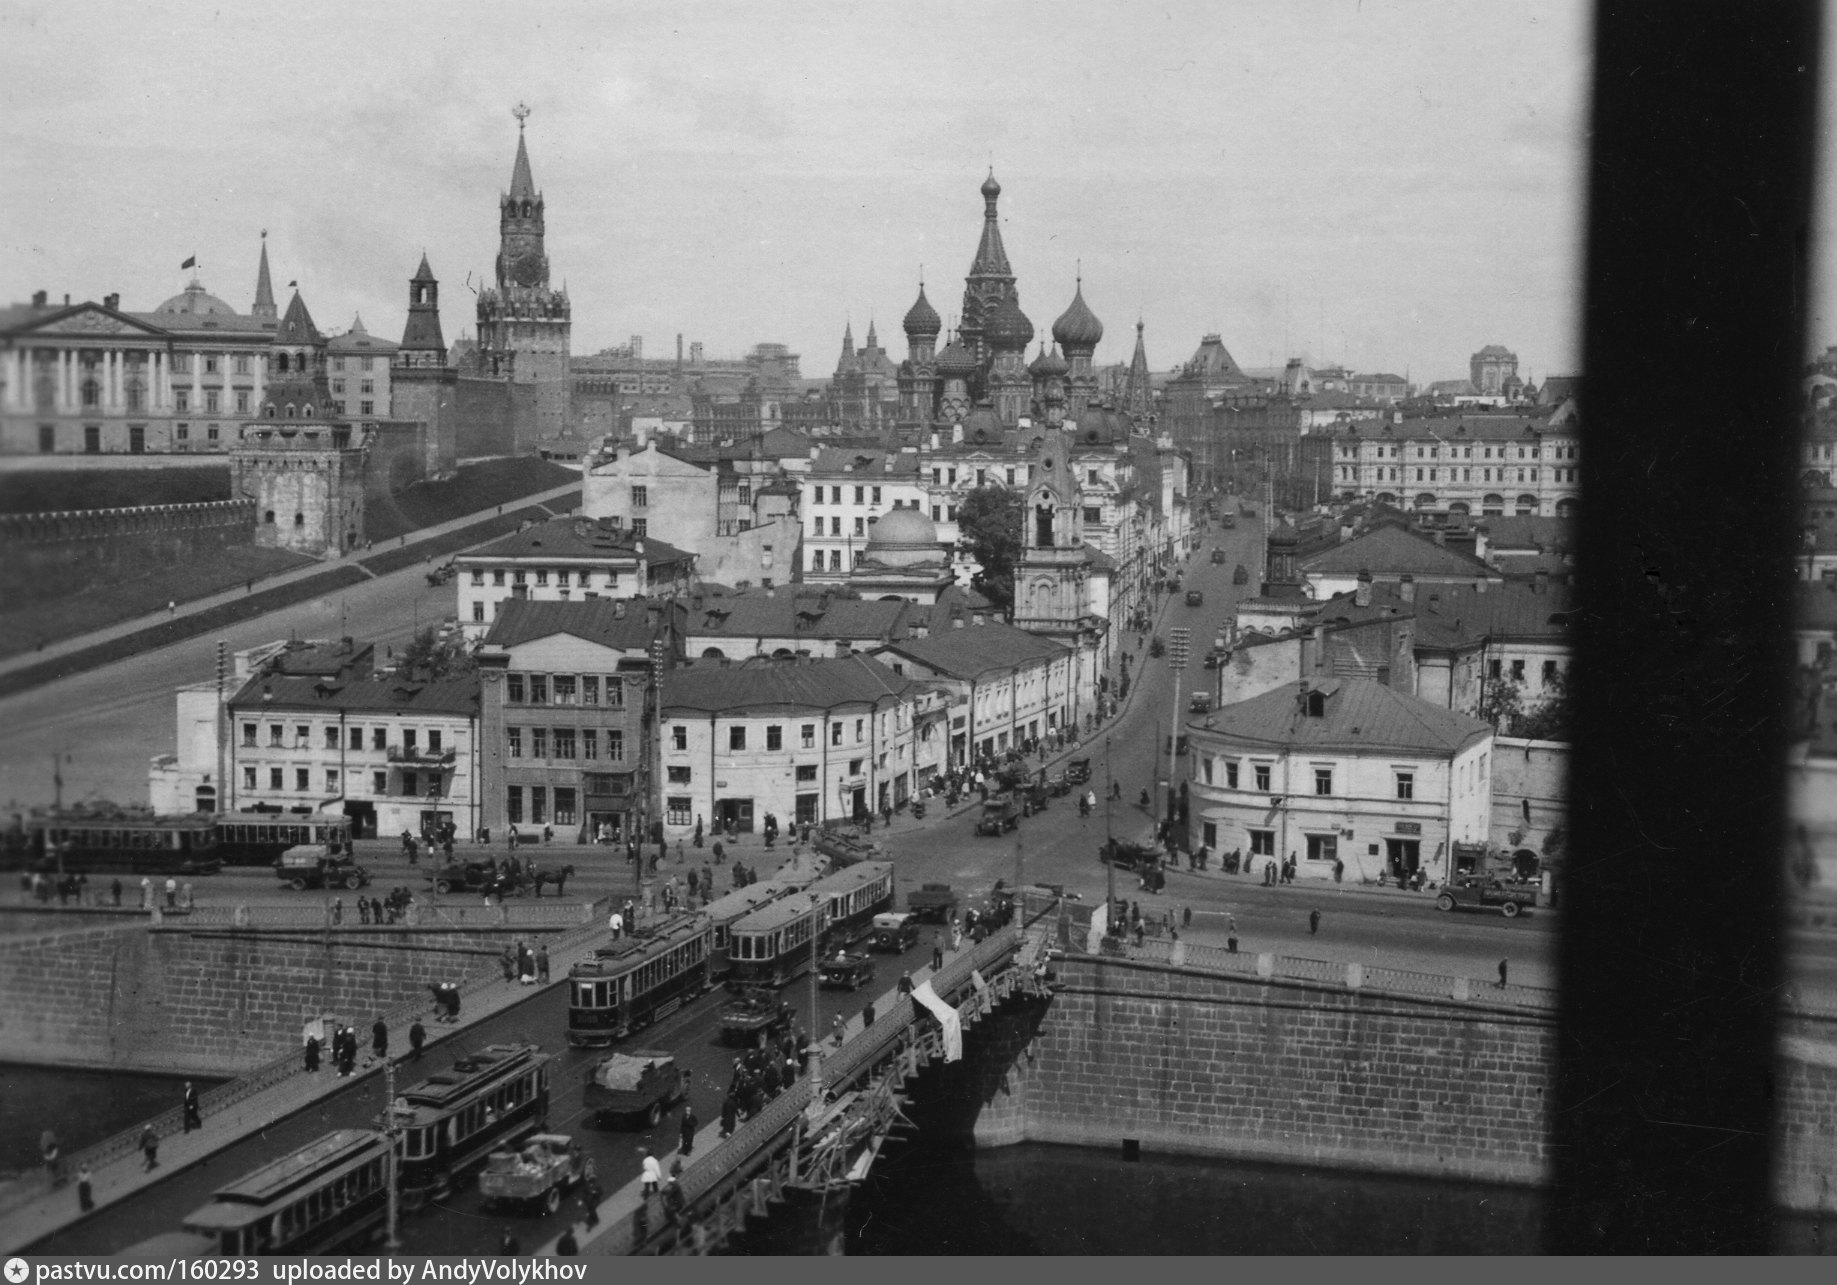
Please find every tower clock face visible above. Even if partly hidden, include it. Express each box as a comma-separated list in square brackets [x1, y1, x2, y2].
[513, 251, 544, 287]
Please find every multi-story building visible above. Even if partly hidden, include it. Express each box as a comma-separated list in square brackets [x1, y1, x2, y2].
[476, 597, 671, 845]
[454, 516, 694, 638]
[682, 588, 915, 660]
[875, 620, 1077, 766]
[326, 317, 395, 420]
[221, 638, 480, 840]
[800, 447, 930, 581]
[1470, 345, 1520, 397]
[1323, 405, 1581, 518]
[1185, 677, 1494, 885]
[658, 654, 921, 835]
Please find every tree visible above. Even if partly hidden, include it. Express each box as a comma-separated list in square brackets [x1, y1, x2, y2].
[1515, 669, 1574, 742]
[1473, 675, 1524, 735]
[399, 625, 475, 680]
[956, 485, 1024, 609]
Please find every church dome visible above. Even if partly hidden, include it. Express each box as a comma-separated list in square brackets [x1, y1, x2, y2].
[936, 336, 978, 376]
[962, 405, 1003, 442]
[865, 506, 941, 567]
[981, 171, 1002, 201]
[1268, 520, 1300, 548]
[902, 286, 941, 339]
[983, 295, 1034, 351]
[153, 280, 239, 317]
[1030, 344, 1069, 378]
[1052, 283, 1104, 349]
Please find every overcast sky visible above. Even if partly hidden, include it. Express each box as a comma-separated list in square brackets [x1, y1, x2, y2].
[1, 2, 1826, 386]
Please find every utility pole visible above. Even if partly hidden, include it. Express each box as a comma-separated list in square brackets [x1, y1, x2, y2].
[1104, 735, 1115, 934]
[641, 635, 667, 929]
[216, 640, 228, 816]
[1165, 628, 1190, 839]
[383, 1054, 402, 1251]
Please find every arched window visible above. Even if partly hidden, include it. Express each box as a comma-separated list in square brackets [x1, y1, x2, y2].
[264, 509, 275, 524]
[701, 648, 725, 659]
[285, 404, 296, 418]
[521, 200, 532, 218]
[303, 404, 313, 418]
[265, 403, 276, 417]
[277, 352, 290, 373]
[294, 512, 305, 528]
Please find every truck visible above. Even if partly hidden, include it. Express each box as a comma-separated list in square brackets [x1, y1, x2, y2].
[818, 949, 876, 991]
[975, 796, 1020, 836]
[426, 860, 519, 898]
[1065, 758, 1093, 786]
[1435, 876, 1538, 919]
[906, 883, 958, 923]
[477, 1134, 585, 1214]
[274, 845, 370, 891]
[719, 988, 796, 1048]
[814, 827, 883, 866]
[582, 1050, 687, 1128]
[1101, 839, 1166, 892]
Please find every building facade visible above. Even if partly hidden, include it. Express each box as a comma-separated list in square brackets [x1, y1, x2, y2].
[875, 621, 1076, 766]
[454, 517, 693, 638]
[1325, 407, 1580, 517]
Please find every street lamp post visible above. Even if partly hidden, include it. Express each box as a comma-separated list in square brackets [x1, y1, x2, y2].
[1165, 628, 1191, 844]
[1104, 735, 1115, 933]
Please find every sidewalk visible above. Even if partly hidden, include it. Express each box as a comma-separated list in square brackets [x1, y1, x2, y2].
[0, 481, 581, 681]
[0, 906, 607, 1255]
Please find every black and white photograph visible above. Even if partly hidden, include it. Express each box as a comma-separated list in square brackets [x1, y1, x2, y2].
[0, 0, 1831, 1258]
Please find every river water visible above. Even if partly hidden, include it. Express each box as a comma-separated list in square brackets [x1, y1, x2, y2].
[0, 1064, 221, 1177]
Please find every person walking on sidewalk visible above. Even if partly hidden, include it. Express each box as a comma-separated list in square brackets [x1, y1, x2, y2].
[1498, 959, 1509, 988]
[679, 1102, 698, 1158]
[1309, 909, 1321, 936]
[371, 1016, 389, 1061]
[140, 1125, 159, 1171]
[409, 1019, 426, 1060]
[304, 1033, 321, 1072]
[77, 1165, 93, 1213]
[537, 944, 550, 982]
[640, 1148, 662, 1196]
[182, 1081, 202, 1132]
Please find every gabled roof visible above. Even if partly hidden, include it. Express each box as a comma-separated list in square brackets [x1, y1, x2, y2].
[876, 621, 1069, 680]
[0, 300, 170, 339]
[459, 517, 693, 566]
[661, 654, 912, 714]
[231, 670, 480, 717]
[483, 597, 668, 650]
[808, 447, 921, 477]
[1198, 677, 1491, 757]
[276, 291, 320, 346]
[685, 594, 910, 642]
[1301, 524, 1498, 580]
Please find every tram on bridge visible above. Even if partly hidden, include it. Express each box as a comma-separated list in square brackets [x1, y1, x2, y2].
[387, 1042, 552, 1210]
[213, 810, 353, 866]
[14, 807, 222, 876]
[810, 860, 895, 948]
[726, 862, 896, 988]
[566, 913, 713, 1048]
[701, 852, 829, 981]
[117, 1129, 392, 1256]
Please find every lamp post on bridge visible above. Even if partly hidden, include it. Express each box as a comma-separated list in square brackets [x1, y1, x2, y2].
[1164, 628, 1191, 847]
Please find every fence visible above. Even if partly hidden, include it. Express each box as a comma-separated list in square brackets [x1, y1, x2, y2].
[152, 900, 596, 931]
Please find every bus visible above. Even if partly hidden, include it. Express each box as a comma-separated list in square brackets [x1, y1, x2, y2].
[387, 1043, 551, 1210]
[701, 852, 829, 982]
[726, 892, 826, 989]
[567, 913, 713, 1048]
[116, 1129, 391, 1256]
[809, 861, 896, 949]
[214, 811, 353, 866]
[15, 807, 220, 876]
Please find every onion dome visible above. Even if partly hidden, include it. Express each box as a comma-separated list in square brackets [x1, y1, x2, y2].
[1052, 282, 1104, 349]
[962, 406, 1003, 441]
[981, 171, 1002, 201]
[935, 335, 978, 377]
[983, 295, 1034, 351]
[1029, 344, 1069, 379]
[1268, 520, 1301, 548]
[902, 285, 941, 339]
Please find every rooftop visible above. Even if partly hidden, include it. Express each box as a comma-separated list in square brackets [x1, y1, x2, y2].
[230, 669, 480, 718]
[483, 597, 670, 651]
[458, 516, 693, 566]
[1301, 525, 1500, 580]
[1195, 677, 1492, 756]
[876, 620, 1070, 679]
[660, 654, 911, 714]
[684, 592, 912, 642]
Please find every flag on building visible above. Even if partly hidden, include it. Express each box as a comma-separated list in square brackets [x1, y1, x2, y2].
[180, 256, 196, 270]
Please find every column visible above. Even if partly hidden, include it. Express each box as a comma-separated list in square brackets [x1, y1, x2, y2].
[107, 351, 119, 411]
[59, 350, 73, 412]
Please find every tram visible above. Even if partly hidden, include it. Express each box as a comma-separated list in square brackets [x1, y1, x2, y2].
[116, 1129, 391, 1256]
[387, 1042, 551, 1210]
[725, 892, 826, 989]
[214, 811, 352, 866]
[566, 913, 713, 1048]
[15, 807, 221, 876]
[809, 860, 896, 948]
[702, 852, 829, 981]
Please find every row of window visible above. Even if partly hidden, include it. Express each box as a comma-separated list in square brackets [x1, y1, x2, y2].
[1490, 658, 1563, 685]
[506, 785, 576, 826]
[664, 761, 845, 786]
[1344, 466, 1557, 484]
[241, 722, 447, 753]
[471, 568, 627, 590]
[1341, 443, 1575, 461]
[1198, 759, 1413, 798]
[506, 727, 625, 761]
[668, 719, 872, 752]
[663, 794, 823, 826]
[810, 484, 888, 506]
[241, 765, 441, 797]
[329, 380, 376, 395]
[505, 673, 627, 707]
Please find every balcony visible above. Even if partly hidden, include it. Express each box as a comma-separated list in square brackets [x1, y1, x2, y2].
[386, 745, 457, 765]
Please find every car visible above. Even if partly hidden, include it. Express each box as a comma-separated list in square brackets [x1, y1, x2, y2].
[582, 1050, 687, 1127]
[1202, 653, 1222, 670]
[718, 989, 796, 1047]
[1189, 692, 1213, 713]
[1222, 515, 1237, 529]
[1046, 772, 1074, 797]
[814, 827, 882, 866]
[274, 845, 370, 891]
[1065, 759, 1093, 786]
[906, 883, 959, 923]
[1211, 548, 1227, 564]
[818, 950, 875, 991]
[478, 1134, 585, 1214]
[1435, 876, 1538, 919]
[870, 911, 920, 953]
[975, 797, 1020, 836]
[1019, 781, 1050, 816]
[1185, 590, 1204, 607]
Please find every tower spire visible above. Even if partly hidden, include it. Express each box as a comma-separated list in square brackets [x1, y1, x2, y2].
[508, 103, 536, 200]
[252, 230, 276, 320]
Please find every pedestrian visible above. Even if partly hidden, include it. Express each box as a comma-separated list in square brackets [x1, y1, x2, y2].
[556, 1227, 579, 1256]
[409, 1019, 426, 1060]
[609, 909, 624, 939]
[1309, 909, 1321, 936]
[304, 1033, 321, 1072]
[340, 1027, 357, 1077]
[712, 839, 725, 865]
[831, 1012, 845, 1048]
[140, 1124, 159, 1171]
[680, 1102, 698, 1157]
[537, 944, 550, 982]
[1498, 959, 1509, 988]
[182, 1080, 202, 1131]
[164, 876, 177, 910]
[359, 898, 371, 926]
[1183, 905, 1192, 927]
[582, 1177, 603, 1229]
[931, 938, 944, 971]
[863, 1001, 876, 1029]
[332, 897, 343, 926]
[77, 1164, 93, 1213]
[640, 1148, 662, 1196]
[372, 1016, 388, 1060]
[719, 1093, 738, 1139]
[544, 824, 554, 845]
[41, 1128, 61, 1187]
[110, 877, 122, 908]
[898, 970, 913, 996]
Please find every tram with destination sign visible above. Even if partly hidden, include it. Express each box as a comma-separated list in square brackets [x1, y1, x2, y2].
[725, 861, 898, 988]
[386, 1042, 551, 1210]
[566, 914, 713, 1048]
[116, 1129, 391, 1256]
[810, 860, 896, 949]
[701, 852, 829, 981]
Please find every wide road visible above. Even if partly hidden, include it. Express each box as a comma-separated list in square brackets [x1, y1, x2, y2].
[0, 555, 466, 812]
[39, 925, 940, 1256]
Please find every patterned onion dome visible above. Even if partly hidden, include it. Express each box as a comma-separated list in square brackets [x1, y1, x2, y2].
[935, 335, 978, 376]
[1051, 283, 1104, 348]
[1268, 520, 1301, 548]
[962, 406, 1003, 440]
[902, 285, 941, 338]
[1029, 344, 1070, 378]
[983, 295, 1034, 351]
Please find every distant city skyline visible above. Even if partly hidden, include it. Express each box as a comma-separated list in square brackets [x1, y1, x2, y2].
[3, 2, 1831, 388]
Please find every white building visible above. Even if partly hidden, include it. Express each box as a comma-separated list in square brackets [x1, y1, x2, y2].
[874, 620, 1077, 767]
[658, 654, 922, 836]
[454, 516, 694, 638]
[1324, 405, 1580, 518]
[800, 446, 930, 581]
[1185, 677, 1494, 885]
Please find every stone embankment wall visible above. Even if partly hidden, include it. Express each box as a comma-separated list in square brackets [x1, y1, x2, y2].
[1774, 1013, 1837, 1211]
[0, 923, 564, 1076]
[923, 954, 1556, 1187]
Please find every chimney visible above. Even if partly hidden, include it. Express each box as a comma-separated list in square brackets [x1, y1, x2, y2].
[883, 456, 893, 472]
[31, 290, 47, 309]
[1399, 574, 1416, 604]
[1355, 570, 1372, 609]
[103, 293, 120, 311]
[1534, 568, 1549, 594]
[676, 333, 684, 370]
[63, 294, 70, 306]
[341, 636, 354, 654]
